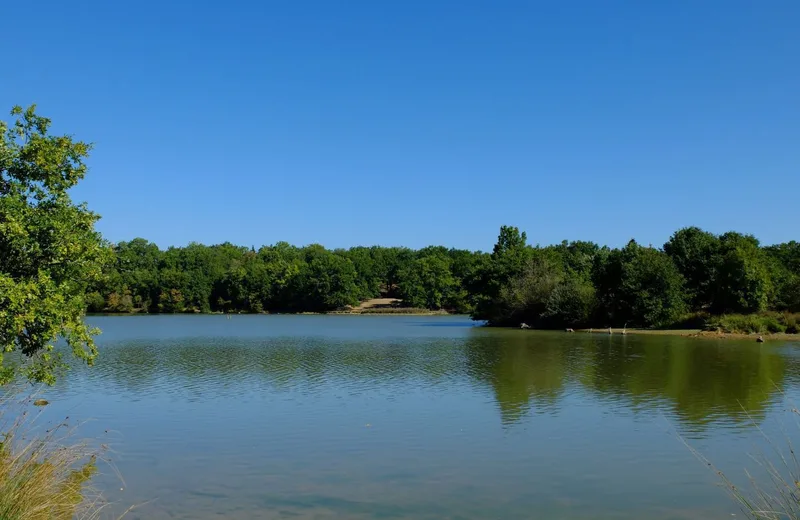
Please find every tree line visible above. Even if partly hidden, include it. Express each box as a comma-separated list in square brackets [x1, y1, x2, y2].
[87, 226, 800, 329]
[87, 240, 481, 315]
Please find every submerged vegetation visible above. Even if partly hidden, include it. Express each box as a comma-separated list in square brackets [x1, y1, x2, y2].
[88, 226, 800, 332]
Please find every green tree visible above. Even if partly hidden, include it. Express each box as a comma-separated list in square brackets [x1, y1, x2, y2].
[340, 246, 382, 300]
[765, 241, 800, 312]
[257, 243, 304, 311]
[114, 238, 162, 311]
[446, 249, 486, 313]
[542, 275, 596, 328]
[85, 292, 106, 313]
[372, 246, 415, 297]
[288, 247, 360, 311]
[712, 232, 771, 314]
[398, 254, 458, 309]
[157, 268, 189, 312]
[777, 276, 800, 312]
[555, 240, 599, 280]
[663, 227, 721, 310]
[214, 251, 273, 313]
[0, 106, 111, 384]
[487, 250, 565, 326]
[107, 290, 134, 312]
[765, 241, 800, 273]
[594, 241, 686, 328]
[472, 226, 532, 321]
[158, 288, 185, 313]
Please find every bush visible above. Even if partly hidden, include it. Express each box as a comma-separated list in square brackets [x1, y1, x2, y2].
[663, 311, 711, 330]
[783, 313, 799, 334]
[84, 292, 106, 314]
[763, 315, 785, 333]
[705, 312, 799, 334]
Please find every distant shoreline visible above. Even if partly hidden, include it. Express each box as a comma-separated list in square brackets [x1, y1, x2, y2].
[86, 309, 458, 317]
[83, 313, 800, 340]
[522, 327, 799, 342]
[86, 297, 459, 317]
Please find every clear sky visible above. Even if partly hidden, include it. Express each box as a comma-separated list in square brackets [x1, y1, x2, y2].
[2, 1, 798, 251]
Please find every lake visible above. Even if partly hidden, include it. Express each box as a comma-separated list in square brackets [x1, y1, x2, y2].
[34, 315, 800, 519]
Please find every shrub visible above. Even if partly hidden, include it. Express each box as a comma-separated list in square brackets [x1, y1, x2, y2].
[705, 312, 799, 334]
[763, 315, 785, 333]
[664, 311, 711, 330]
[783, 313, 800, 334]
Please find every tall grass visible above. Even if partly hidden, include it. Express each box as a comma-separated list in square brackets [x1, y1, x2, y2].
[0, 394, 124, 520]
[687, 406, 800, 520]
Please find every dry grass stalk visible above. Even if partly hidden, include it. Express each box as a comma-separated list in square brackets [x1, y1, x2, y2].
[0, 391, 128, 520]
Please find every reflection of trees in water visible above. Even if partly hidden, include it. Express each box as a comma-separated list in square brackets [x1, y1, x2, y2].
[464, 332, 571, 425]
[464, 331, 788, 429]
[577, 335, 786, 427]
[71, 331, 791, 431]
[72, 337, 469, 397]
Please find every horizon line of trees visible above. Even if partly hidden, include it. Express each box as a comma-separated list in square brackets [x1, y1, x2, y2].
[87, 226, 800, 329]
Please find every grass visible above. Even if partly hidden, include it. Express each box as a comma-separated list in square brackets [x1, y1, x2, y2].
[0, 393, 126, 520]
[705, 312, 800, 335]
[686, 404, 800, 520]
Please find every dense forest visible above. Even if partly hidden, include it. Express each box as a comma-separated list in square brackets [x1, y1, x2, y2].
[87, 226, 800, 330]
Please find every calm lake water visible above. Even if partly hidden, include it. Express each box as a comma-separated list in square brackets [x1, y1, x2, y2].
[33, 315, 800, 519]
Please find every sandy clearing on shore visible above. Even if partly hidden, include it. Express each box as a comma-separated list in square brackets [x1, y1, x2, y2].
[351, 298, 402, 310]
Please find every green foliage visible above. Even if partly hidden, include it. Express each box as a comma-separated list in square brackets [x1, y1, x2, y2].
[662, 311, 711, 330]
[478, 246, 596, 328]
[664, 228, 782, 315]
[471, 226, 532, 321]
[664, 227, 721, 309]
[84, 292, 106, 313]
[340, 246, 382, 300]
[555, 240, 599, 280]
[542, 276, 596, 328]
[493, 252, 564, 326]
[75, 221, 798, 331]
[713, 233, 772, 314]
[398, 254, 458, 310]
[784, 313, 799, 334]
[158, 288, 184, 313]
[706, 312, 800, 334]
[593, 240, 687, 328]
[765, 241, 800, 273]
[291, 246, 361, 311]
[764, 244, 800, 312]
[0, 106, 111, 385]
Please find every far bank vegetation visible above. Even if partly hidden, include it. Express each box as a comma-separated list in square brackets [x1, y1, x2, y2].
[85, 227, 799, 334]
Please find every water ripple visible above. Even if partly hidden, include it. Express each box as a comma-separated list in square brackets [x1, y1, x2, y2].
[37, 315, 800, 519]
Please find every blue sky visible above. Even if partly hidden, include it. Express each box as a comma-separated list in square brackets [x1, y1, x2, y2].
[2, 1, 798, 251]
